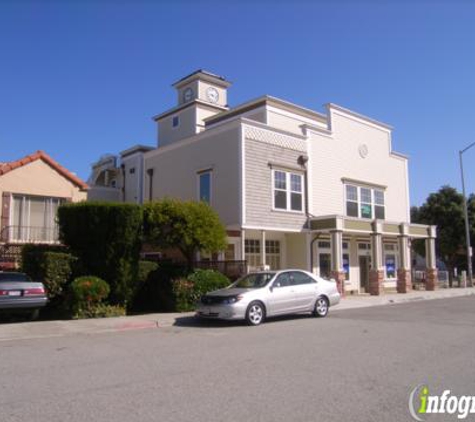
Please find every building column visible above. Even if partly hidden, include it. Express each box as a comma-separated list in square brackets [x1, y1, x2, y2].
[260, 230, 267, 270]
[397, 224, 412, 293]
[369, 222, 384, 296]
[330, 230, 345, 297]
[425, 226, 438, 290]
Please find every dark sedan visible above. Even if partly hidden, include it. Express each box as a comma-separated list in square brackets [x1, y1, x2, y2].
[0, 272, 47, 320]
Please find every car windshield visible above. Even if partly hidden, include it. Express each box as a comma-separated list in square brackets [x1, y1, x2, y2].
[0, 273, 31, 282]
[232, 272, 275, 289]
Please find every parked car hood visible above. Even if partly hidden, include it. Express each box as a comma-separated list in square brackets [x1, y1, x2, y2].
[205, 287, 257, 297]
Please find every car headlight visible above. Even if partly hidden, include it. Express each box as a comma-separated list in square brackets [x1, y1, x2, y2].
[222, 295, 243, 305]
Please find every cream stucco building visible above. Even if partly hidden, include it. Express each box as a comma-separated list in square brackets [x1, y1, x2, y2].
[90, 70, 438, 295]
[0, 151, 88, 268]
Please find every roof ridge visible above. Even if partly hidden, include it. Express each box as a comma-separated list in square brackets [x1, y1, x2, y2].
[0, 150, 88, 190]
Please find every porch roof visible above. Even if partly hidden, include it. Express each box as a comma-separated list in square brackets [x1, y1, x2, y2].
[309, 215, 435, 239]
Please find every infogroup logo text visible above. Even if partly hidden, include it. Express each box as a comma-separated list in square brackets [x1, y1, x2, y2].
[409, 385, 475, 420]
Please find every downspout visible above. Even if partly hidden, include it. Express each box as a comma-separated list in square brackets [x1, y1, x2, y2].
[120, 164, 126, 202]
[298, 154, 314, 272]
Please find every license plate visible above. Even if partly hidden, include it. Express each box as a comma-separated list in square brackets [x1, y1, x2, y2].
[8, 291, 21, 297]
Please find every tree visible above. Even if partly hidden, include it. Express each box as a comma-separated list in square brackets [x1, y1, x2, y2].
[143, 199, 227, 267]
[412, 186, 475, 283]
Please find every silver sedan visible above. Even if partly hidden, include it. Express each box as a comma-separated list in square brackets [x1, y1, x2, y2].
[196, 270, 340, 326]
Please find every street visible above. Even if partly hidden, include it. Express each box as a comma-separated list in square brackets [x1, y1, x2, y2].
[2, 296, 475, 422]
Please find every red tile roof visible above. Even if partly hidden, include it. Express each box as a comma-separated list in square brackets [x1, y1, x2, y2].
[0, 150, 88, 190]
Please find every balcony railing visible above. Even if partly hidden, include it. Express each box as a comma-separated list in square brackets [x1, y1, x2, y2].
[0, 225, 61, 244]
[193, 260, 248, 280]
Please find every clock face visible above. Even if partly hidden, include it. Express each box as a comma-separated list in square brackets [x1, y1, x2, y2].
[183, 87, 193, 102]
[206, 87, 219, 103]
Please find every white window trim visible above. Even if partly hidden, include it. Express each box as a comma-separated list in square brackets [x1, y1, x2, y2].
[197, 170, 213, 205]
[345, 184, 385, 220]
[272, 169, 305, 214]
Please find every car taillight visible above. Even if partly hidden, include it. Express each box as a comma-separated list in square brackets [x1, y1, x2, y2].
[0, 290, 8, 296]
[24, 287, 45, 296]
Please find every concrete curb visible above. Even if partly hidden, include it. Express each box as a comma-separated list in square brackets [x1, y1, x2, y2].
[0, 288, 474, 342]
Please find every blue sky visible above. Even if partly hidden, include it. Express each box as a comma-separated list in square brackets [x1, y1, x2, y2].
[1, 0, 474, 206]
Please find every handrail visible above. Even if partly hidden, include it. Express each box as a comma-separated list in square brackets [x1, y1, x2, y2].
[0, 225, 60, 243]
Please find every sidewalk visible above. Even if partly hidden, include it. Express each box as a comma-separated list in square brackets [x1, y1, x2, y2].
[1, 288, 474, 342]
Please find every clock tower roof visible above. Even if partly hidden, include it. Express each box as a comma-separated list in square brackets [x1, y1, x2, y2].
[172, 69, 231, 89]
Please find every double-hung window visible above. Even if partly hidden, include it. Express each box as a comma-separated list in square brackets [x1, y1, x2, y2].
[345, 184, 385, 220]
[273, 170, 303, 212]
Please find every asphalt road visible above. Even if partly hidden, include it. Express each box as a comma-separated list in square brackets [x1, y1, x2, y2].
[2, 297, 475, 422]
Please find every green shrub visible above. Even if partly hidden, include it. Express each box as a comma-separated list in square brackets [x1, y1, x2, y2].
[73, 304, 126, 319]
[172, 279, 196, 312]
[22, 245, 77, 302]
[131, 262, 188, 312]
[138, 260, 159, 284]
[58, 202, 143, 306]
[172, 269, 230, 312]
[69, 276, 110, 315]
[187, 269, 230, 296]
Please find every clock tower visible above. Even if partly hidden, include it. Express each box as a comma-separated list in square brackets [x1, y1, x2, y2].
[153, 70, 231, 147]
[174, 69, 230, 107]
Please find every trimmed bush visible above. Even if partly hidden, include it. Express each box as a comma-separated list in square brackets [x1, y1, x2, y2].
[58, 202, 143, 306]
[22, 244, 76, 302]
[69, 276, 110, 315]
[172, 269, 230, 312]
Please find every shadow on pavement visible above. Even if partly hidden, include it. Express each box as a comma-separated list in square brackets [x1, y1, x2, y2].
[173, 313, 313, 329]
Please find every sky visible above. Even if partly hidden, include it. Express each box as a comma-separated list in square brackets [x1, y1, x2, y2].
[1, 0, 474, 206]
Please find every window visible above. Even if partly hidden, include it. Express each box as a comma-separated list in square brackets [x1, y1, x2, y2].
[274, 272, 291, 287]
[385, 254, 397, 279]
[384, 243, 397, 279]
[11, 195, 64, 242]
[345, 184, 385, 220]
[265, 240, 281, 270]
[245, 239, 261, 269]
[198, 171, 212, 204]
[318, 241, 331, 249]
[319, 253, 331, 279]
[343, 253, 350, 280]
[172, 116, 180, 127]
[129, 167, 135, 174]
[291, 271, 314, 285]
[374, 189, 385, 219]
[245, 239, 281, 270]
[273, 170, 303, 212]
[360, 188, 372, 219]
[358, 243, 371, 250]
[346, 185, 358, 217]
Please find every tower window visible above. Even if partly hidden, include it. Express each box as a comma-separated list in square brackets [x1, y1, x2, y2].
[172, 116, 180, 128]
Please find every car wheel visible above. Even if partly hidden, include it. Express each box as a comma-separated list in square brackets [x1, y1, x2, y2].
[246, 302, 265, 326]
[29, 309, 40, 321]
[314, 296, 329, 318]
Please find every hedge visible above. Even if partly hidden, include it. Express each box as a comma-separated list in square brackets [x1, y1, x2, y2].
[57, 202, 143, 306]
[21, 244, 76, 302]
[173, 269, 230, 312]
